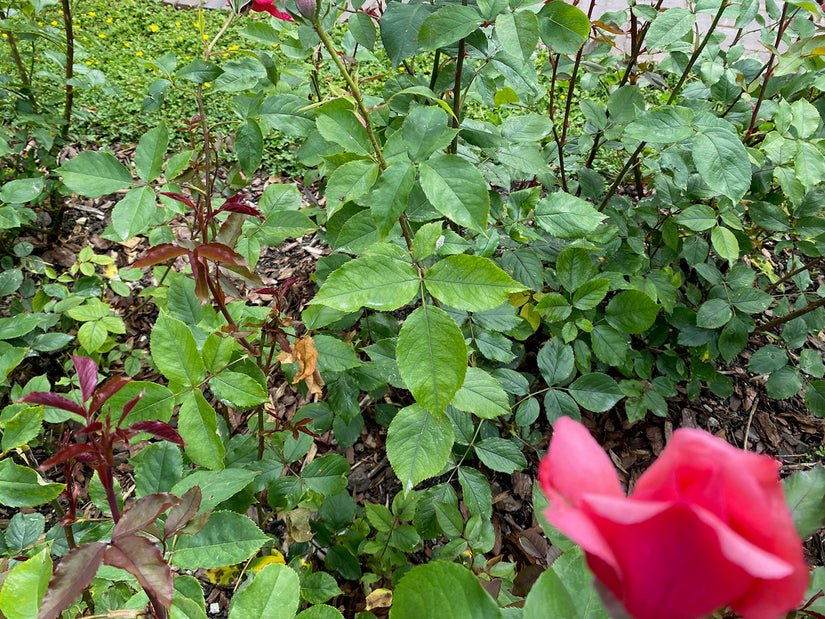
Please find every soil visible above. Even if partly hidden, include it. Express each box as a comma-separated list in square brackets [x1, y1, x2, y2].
[3, 145, 825, 616]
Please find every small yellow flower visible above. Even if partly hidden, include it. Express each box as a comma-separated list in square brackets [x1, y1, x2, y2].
[86, 60, 92, 65]
[51, 20, 58, 26]
[98, 33, 105, 38]
[229, 44, 239, 50]
[175, 21, 181, 27]
[204, 82, 211, 88]
[38, 21, 43, 26]
[185, 55, 191, 60]
[1, 33, 7, 39]
[149, 24, 159, 32]
[201, 33, 208, 40]
[135, 51, 143, 56]
[124, 41, 130, 47]
[223, 53, 228, 57]
[178, 35, 183, 41]
[88, 11, 96, 16]
[106, 17, 113, 23]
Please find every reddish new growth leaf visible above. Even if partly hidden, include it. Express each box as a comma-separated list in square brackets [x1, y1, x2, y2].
[37, 542, 108, 619]
[104, 535, 174, 611]
[195, 242, 245, 265]
[18, 391, 84, 417]
[128, 421, 185, 445]
[89, 375, 130, 415]
[159, 191, 196, 210]
[113, 493, 179, 540]
[40, 444, 97, 469]
[133, 243, 188, 268]
[163, 486, 202, 539]
[72, 355, 98, 403]
[210, 193, 263, 221]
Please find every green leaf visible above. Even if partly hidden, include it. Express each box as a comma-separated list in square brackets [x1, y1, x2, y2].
[349, 11, 376, 50]
[171, 511, 268, 570]
[537, 339, 575, 386]
[110, 186, 158, 241]
[58, 151, 132, 199]
[0, 459, 63, 507]
[457, 467, 493, 519]
[0, 176, 44, 204]
[313, 334, 362, 373]
[176, 59, 223, 84]
[236, 119, 264, 177]
[390, 562, 501, 619]
[572, 278, 610, 310]
[0, 314, 42, 340]
[135, 122, 168, 183]
[523, 547, 608, 618]
[646, 8, 695, 50]
[692, 129, 751, 204]
[591, 325, 628, 366]
[535, 193, 605, 239]
[711, 226, 740, 265]
[300, 571, 342, 605]
[367, 161, 415, 238]
[419, 154, 489, 233]
[0, 547, 51, 619]
[766, 366, 802, 399]
[132, 442, 183, 497]
[419, 5, 482, 50]
[495, 10, 539, 62]
[450, 367, 510, 419]
[396, 305, 467, 414]
[568, 373, 623, 412]
[675, 204, 717, 231]
[748, 345, 787, 374]
[326, 159, 379, 216]
[297, 606, 344, 619]
[696, 298, 732, 329]
[624, 106, 695, 143]
[150, 312, 206, 387]
[316, 99, 372, 157]
[605, 290, 660, 334]
[474, 437, 527, 473]
[403, 106, 457, 163]
[424, 255, 526, 312]
[312, 254, 419, 312]
[77, 320, 107, 352]
[229, 563, 299, 619]
[806, 382, 825, 417]
[387, 404, 454, 492]
[303, 454, 350, 496]
[379, 2, 434, 68]
[178, 390, 225, 470]
[209, 371, 268, 410]
[784, 466, 825, 539]
[537, 1, 590, 55]
[171, 469, 258, 514]
[1, 405, 42, 452]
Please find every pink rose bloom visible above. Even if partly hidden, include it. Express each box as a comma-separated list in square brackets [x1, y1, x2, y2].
[538, 417, 808, 619]
[251, 0, 294, 21]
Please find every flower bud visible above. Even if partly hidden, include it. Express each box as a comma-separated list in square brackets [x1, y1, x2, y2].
[295, 0, 317, 18]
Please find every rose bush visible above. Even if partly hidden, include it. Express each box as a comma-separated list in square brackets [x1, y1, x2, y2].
[539, 417, 808, 619]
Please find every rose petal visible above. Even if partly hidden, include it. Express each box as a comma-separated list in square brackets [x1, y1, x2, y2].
[538, 417, 623, 509]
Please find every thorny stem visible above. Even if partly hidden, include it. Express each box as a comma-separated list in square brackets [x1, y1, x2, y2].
[755, 295, 825, 334]
[765, 256, 823, 293]
[312, 16, 387, 170]
[745, 3, 793, 141]
[598, 1, 730, 212]
[60, 0, 74, 138]
[557, 0, 596, 191]
[449, 0, 469, 155]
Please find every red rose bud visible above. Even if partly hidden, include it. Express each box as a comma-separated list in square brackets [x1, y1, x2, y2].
[295, 0, 317, 18]
[538, 417, 808, 619]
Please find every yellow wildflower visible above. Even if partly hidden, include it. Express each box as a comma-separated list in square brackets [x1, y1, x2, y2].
[229, 44, 239, 50]
[149, 24, 159, 32]
[98, 33, 105, 38]
[175, 21, 181, 27]
[204, 82, 211, 88]
[106, 17, 112, 23]
[86, 60, 92, 65]
[124, 41, 130, 47]
[136, 51, 143, 56]
[51, 21, 58, 26]
[88, 11, 96, 16]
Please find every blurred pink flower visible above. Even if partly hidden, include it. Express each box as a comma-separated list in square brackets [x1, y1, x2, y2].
[539, 417, 808, 619]
[251, 0, 294, 21]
